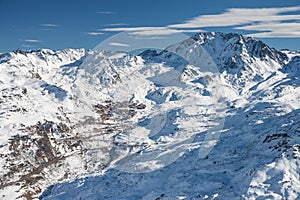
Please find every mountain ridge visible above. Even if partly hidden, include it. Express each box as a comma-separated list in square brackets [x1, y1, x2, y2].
[0, 32, 299, 199]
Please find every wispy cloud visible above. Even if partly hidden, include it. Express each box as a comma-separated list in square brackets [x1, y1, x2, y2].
[86, 32, 104, 36]
[102, 27, 204, 36]
[168, 6, 300, 28]
[235, 22, 300, 38]
[97, 11, 114, 14]
[41, 24, 60, 27]
[108, 42, 130, 47]
[179, 29, 205, 33]
[103, 27, 177, 35]
[23, 39, 41, 43]
[105, 23, 129, 27]
[100, 5, 300, 38]
[40, 23, 60, 31]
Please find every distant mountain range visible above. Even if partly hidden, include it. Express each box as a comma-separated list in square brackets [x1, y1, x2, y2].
[0, 32, 299, 200]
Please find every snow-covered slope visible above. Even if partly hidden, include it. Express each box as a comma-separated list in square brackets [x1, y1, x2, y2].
[0, 32, 299, 200]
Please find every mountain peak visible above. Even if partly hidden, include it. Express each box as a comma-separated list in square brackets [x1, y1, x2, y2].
[192, 32, 288, 64]
[192, 31, 242, 41]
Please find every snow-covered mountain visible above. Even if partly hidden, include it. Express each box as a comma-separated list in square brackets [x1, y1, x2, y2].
[0, 32, 299, 200]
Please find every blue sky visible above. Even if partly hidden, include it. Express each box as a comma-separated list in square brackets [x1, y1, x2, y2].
[0, 0, 299, 52]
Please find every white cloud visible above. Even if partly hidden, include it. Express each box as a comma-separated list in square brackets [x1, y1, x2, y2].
[247, 31, 300, 38]
[100, 5, 300, 38]
[24, 39, 41, 43]
[102, 27, 173, 35]
[168, 6, 300, 28]
[108, 42, 130, 47]
[102, 27, 204, 36]
[103, 27, 163, 32]
[97, 11, 114, 14]
[179, 29, 205, 33]
[125, 27, 180, 36]
[105, 23, 129, 26]
[86, 32, 104, 36]
[236, 22, 300, 38]
[41, 24, 60, 27]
